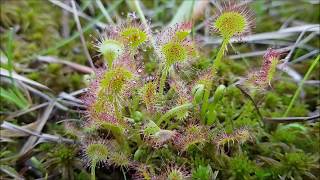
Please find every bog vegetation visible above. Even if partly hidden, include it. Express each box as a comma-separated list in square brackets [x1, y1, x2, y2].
[0, 0, 319, 180]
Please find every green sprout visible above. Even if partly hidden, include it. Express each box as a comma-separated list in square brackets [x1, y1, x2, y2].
[82, 141, 109, 180]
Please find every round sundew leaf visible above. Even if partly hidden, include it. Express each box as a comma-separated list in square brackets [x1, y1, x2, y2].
[175, 107, 189, 120]
[99, 67, 133, 98]
[162, 42, 187, 67]
[214, 11, 246, 39]
[109, 150, 130, 167]
[120, 27, 147, 48]
[99, 39, 124, 65]
[141, 82, 157, 107]
[86, 143, 109, 162]
[99, 40, 124, 57]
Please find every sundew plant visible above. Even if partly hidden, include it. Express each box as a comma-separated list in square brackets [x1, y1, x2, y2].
[0, 0, 319, 180]
[78, 1, 319, 180]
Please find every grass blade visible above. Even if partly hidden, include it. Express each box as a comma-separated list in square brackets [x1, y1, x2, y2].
[0, 68, 50, 90]
[19, 101, 56, 156]
[283, 55, 320, 117]
[168, 0, 195, 26]
[0, 87, 29, 109]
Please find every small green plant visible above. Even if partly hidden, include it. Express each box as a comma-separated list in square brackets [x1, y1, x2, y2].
[157, 22, 197, 95]
[208, 1, 255, 71]
[0, 87, 29, 110]
[228, 154, 255, 178]
[162, 165, 189, 180]
[82, 140, 109, 180]
[191, 165, 213, 180]
[96, 35, 124, 68]
[273, 151, 319, 179]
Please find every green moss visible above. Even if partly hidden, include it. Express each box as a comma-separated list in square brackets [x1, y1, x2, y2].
[27, 72, 40, 81]
[54, 145, 76, 163]
[285, 103, 309, 117]
[48, 64, 61, 73]
[0, 0, 61, 58]
[192, 165, 213, 180]
[274, 152, 318, 179]
[273, 124, 307, 144]
[228, 154, 258, 179]
[264, 92, 283, 110]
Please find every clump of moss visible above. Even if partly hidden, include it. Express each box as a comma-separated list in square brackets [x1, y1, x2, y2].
[0, 0, 87, 92]
[272, 152, 319, 179]
[227, 154, 258, 179]
[0, 0, 61, 58]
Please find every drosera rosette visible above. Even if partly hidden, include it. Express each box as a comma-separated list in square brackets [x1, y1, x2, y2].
[174, 124, 209, 152]
[213, 127, 252, 153]
[96, 53, 140, 119]
[81, 69, 124, 131]
[81, 70, 129, 134]
[157, 164, 190, 180]
[81, 53, 140, 154]
[81, 139, 110, 180]
[207, 0, 255, 71]
[156, 22, 198, 95]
